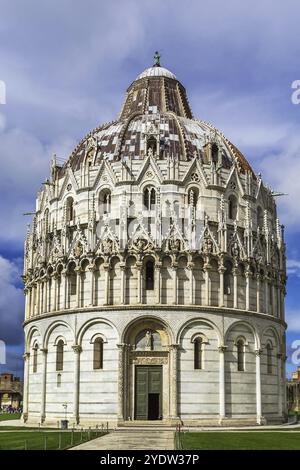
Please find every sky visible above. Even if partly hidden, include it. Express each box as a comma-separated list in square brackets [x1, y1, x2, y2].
[0, 0, 299, 378]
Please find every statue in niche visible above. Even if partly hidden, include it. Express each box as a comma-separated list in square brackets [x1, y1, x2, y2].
[145, 330, 153, 350]
[231, 240, 239, 258]
[74, 241, 83, 258]
[203, 235, 213, 254]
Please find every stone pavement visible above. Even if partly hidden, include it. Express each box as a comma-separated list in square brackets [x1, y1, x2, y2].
[70, 430, 175, 450]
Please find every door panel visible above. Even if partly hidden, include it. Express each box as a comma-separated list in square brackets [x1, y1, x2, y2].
[135, 368, 148, 419]
[135, 366, 162, 420]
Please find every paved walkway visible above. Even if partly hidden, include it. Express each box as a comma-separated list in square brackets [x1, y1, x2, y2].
[70, 430, 175, 450]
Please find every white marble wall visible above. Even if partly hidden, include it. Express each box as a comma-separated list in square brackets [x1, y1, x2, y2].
[23, 309, 286, 426]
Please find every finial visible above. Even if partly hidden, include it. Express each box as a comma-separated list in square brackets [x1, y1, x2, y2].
[154, 51, 161, 67]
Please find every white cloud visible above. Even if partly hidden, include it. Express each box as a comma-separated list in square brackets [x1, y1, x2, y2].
[0, 126, 75, 244]
[287, 260, 300, 277]
[0, 255, 24, 345]
[286, 310, 300, 333]
[259, 133, 300, 228]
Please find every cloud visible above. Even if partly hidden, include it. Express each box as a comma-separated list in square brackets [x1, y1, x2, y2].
[286, 309, 300, 333]
[0, 255, 24, 346]
[0, 125, 76, 245]
[287, 259, 300, 277]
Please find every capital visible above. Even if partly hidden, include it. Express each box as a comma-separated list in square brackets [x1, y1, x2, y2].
[23, 352, 30, 360]
[72, 344, 82, 354]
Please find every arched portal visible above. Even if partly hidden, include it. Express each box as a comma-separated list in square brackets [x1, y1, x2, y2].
[122, 317, 175, 423]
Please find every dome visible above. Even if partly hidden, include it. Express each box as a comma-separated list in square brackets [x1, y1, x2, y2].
[60, 60, 254, 177]
[136, 65, 177, 80]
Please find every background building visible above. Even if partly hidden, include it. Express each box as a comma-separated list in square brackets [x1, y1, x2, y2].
[22, 57, 287, 426]
[0, 373, 23, 409]
[287, 367, 300, 413]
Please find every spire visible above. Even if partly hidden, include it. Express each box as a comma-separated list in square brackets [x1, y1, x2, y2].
[154, 50, 161, 67]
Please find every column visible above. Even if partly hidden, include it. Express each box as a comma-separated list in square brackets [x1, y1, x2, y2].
[256, 274, 260, 313]
[104, 263, 110, 305]
[120, 263, 126, 305]
[172, 263, 178, 305]
[245, 269, 250, 311]
[117, 343, 125, 422]
[22, 352, 30, 422]
[32, 283, 37, 316]
[62, 270, 67, 310]
[272, 283, 276, 316]
[155, 262, 162, 304]
[75, 267, 81, 308]
[277, 285, 281, 319]
[170, 344, 179, 419]
[43, 278, 48, 313]
[37, 281, 41, 314]
[28, 287, 32, 317]
[40, 348, 48, 423]
[264, 276, 269, 314]
[136, 262, 143, 304]
[24, 288, 29, 320]
[88, 265, 95, 306]
[233, 266, 238, 309]
[53, 275, 58, 311]
[283, 354, 288, 417]
[40, 283, 44, 314]
[123, 344, 130, 420]
[218, 346, 227, 420]
[218, 266, 225, 307]
[72, 345, 82, 424]
[255, 349, 263, 424]
[277, 353, 283, 418]
[48, 278, 52, 312]
[204, 262, 210, 306]
[188, 262, 194, 305]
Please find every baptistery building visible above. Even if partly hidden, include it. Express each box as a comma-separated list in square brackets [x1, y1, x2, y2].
[22, 55, 287, 426]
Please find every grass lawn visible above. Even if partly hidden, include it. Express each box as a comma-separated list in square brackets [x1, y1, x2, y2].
[182, 432, 300, 450]
[0, 413, 21, 422]
[0, 430, 104, 450]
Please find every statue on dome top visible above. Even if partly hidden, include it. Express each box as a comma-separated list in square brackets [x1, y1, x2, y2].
[154, 50, 161, 67]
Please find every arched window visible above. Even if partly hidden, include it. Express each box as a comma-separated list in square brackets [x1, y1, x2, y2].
[267, 343, 272, 374]
[66, 197, 74, 223]
[99, 190, 111, 215]
[237, 339, 245, 371]
[147, 135, 157, 155]
[211, 143, 218, 164]
[57, 373, 62, 387]
[145, 260, 154, 290]
[69, 264, 77, 296]
[257, 206, 264, 229]
[188, 188, 198, 208]
[228, 195, 237, 220]
[194, 337, 203, 370]
[33, 344, 38, 373]
[224, 260, 232, 295]
[143, 187, 156, 210]
[56, 339, 64, 371]
[93, 338, 104, 370]
[44, 209, 49, 234]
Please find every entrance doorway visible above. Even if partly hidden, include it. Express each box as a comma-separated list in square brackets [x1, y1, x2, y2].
[135, 366, 162, 420]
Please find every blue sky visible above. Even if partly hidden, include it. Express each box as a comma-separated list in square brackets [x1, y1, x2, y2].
[0, 0, 299, 378]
